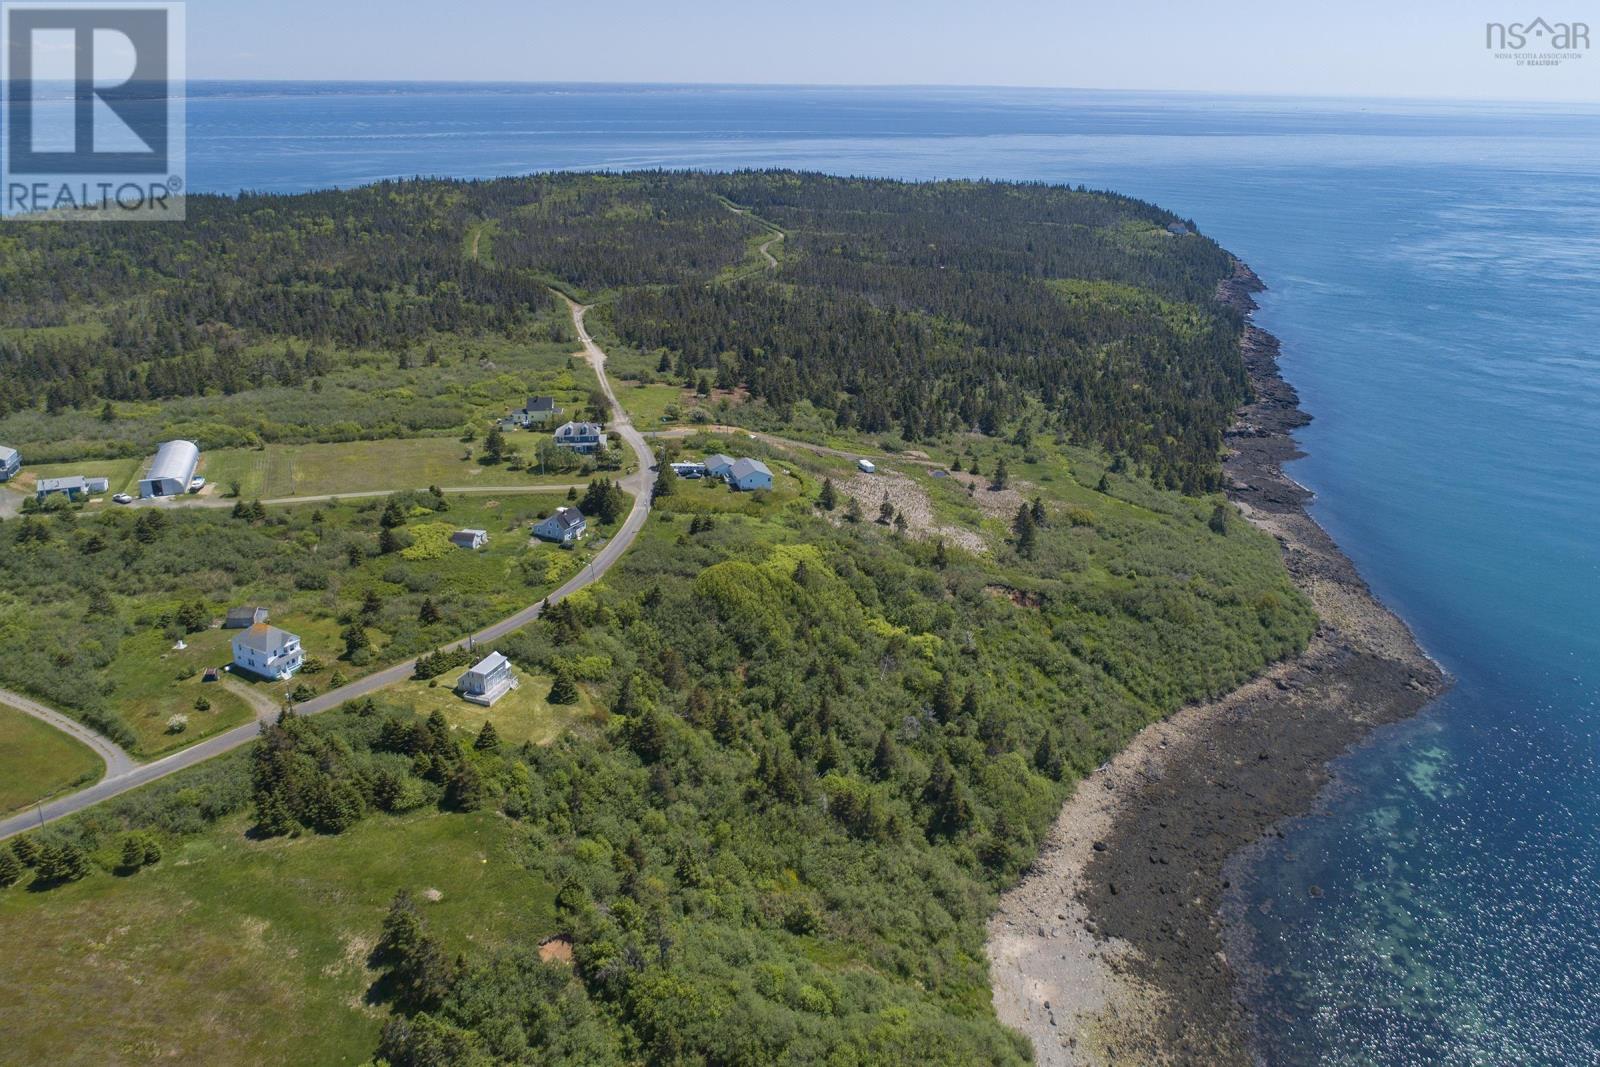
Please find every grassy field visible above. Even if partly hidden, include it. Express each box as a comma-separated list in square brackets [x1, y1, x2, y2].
[0, 705, 103, 815]
[384, 673, 605, 748]
[106, 627, 260, 756]
[0, 810, 554, 1067]
[198, 437, 587, 499]
[4, 457, 142, 498]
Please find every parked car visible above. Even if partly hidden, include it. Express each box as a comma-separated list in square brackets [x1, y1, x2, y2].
[112, 493, 133, 504]
[188, 476, 206, 493]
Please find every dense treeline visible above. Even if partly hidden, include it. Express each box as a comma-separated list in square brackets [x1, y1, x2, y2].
[3, 171, 1240, 488]
[603, 173, 1244, 491]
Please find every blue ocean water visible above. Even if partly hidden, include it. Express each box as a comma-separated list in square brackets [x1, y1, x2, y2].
[182, 83, 1600, 1062]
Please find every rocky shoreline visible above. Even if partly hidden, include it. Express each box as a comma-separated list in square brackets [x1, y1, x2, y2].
[987, 260, 1449, 1065]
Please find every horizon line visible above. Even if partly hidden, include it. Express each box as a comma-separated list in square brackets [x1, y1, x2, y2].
[175, 78, 1600, 111]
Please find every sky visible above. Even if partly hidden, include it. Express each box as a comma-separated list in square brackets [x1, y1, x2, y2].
[184, 0, 1597, 102]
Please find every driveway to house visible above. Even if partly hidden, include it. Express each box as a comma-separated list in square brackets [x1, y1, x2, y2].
[0, 688, 138, 780]
[0, 300, 656, 842]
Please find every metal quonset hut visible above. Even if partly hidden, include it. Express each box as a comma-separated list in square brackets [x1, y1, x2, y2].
[138, 439, 200, 498]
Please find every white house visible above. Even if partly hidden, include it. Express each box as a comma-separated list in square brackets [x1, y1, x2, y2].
[458, 651, 517, 706]
[534, 506, 587, 545]
[727, 458, 773, 492]
[704, 454, 736, 479]
[553, 420, 605, 454]
[0, 445, 19, 482]
[231, 623, 304, 680]
[450, 528, 489, 550]
[504, 396, 562, 429]
[139, 439, 200, 498]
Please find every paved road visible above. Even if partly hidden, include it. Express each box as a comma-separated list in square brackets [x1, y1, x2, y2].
[0, 302, 655, 842]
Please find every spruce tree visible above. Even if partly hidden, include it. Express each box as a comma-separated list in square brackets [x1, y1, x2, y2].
[0, 848, 22, 888]
[871, 730, 898, 781]
[472, 720, 500, 753]
[9, 835, 38, 868]
[547, 665, 579, 705]
[818, 477, 837, 511]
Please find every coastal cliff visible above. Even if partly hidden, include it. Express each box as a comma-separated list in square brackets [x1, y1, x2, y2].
[988, 260, 1449, 1064]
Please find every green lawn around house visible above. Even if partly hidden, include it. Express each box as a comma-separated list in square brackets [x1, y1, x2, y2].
[383, 673, 605, 748]
[0, 810, 553, 1067]
[5, 457, 142, 498]
[0, 705, 103, 815]
[106, 627, 260, 756]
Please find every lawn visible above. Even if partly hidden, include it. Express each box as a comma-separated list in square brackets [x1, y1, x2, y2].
[106, 627, 259, 756]
[384, 672, 605, 748]
[0, 705, 103, 815]
[200, 437, 584, 499]
[5, 456, 142, 498]
[0, 810, 554, 1067]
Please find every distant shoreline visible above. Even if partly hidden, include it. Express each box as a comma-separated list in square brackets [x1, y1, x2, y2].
[987, 259, 1449, 1064]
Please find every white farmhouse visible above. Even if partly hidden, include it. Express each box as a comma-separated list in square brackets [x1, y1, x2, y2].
[231, 623, 304, 680]
[458, 651, 517, 706]
[0, 445, 19, 482]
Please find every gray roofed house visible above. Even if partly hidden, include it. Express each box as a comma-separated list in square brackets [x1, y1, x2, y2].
[704, 454, 737, 478]
[230, 623, 304, 680]
[533, 505, 587, 545]
[224, 606, 270, 629]
[727, 457, 774, 492]
[36, 475, 88, 502]
[553, 420, 605, 454]
[458, 650, 517, 706]
[0, 445, 19, 482]
[505, 396, 563, 429]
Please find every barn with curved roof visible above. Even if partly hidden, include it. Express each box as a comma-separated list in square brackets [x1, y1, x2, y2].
[138, 439, 200, 498]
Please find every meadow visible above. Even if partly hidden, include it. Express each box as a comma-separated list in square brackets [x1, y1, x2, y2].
[0, 705, 103, 815]
[0, 809, 553, 1066]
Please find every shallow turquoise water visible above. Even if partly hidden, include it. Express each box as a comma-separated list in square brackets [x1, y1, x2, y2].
[182, 84, 1600, 1062]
